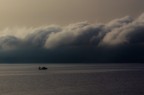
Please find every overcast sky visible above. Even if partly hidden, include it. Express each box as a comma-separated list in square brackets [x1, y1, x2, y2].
[0, 0, 144, 29]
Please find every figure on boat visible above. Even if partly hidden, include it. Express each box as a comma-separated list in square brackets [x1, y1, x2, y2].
[39, 66, 48, 70]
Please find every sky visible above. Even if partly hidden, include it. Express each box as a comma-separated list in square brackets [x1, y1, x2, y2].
[0, 0, 144, 28]
[0, 0, 144, 63]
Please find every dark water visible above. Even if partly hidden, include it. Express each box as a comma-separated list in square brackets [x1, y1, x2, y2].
[0, 64, 144, 95]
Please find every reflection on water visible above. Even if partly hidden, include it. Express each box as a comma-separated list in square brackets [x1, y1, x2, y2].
[0, 64, 143, 95]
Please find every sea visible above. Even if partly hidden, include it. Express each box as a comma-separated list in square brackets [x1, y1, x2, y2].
[0, 64, 144, 95]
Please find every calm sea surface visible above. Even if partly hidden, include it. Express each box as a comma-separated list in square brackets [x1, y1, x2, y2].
[0, 64, 144, 95]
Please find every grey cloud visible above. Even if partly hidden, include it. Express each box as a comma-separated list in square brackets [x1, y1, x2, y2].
[45, 22, 104, 48]
[0, 36, 21, 50]
[25, 25, 62, 48]
[0, 13, 144, 63]
[106, 16, 133, 29]
[0, 14, 144, 49]
[101, 13, 144, 46]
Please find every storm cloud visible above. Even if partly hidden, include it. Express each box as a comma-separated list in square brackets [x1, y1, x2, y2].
[0, 13, 144, 63]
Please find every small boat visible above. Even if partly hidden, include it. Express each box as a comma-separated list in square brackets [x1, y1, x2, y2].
[38, 66, 48, 70]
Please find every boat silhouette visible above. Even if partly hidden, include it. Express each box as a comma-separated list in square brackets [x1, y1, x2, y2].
[38, 66, 48, 70]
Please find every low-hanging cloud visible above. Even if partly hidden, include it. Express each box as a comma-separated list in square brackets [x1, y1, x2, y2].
[0, 13, 144, 63]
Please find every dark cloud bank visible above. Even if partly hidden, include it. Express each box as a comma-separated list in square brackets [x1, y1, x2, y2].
[0, 13, 144, 63]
